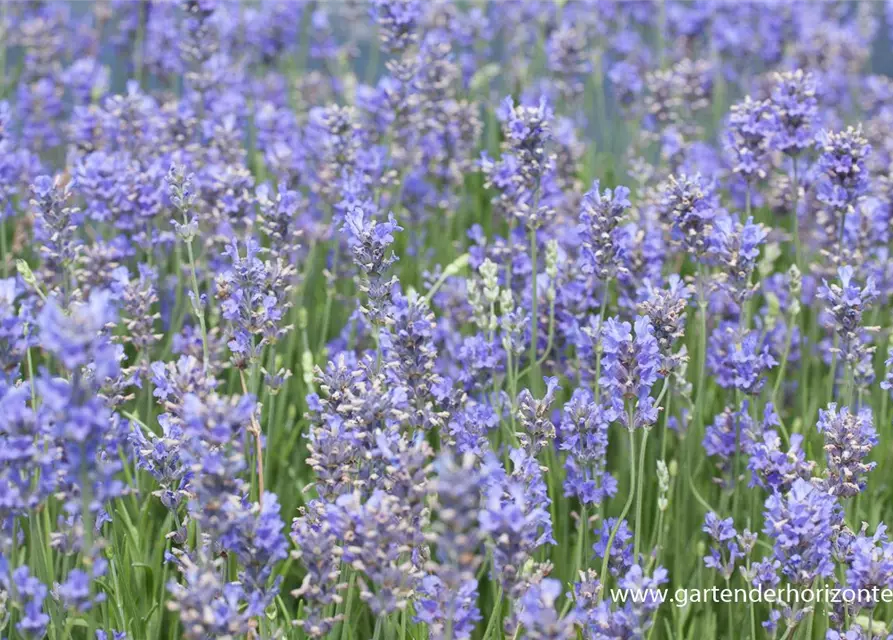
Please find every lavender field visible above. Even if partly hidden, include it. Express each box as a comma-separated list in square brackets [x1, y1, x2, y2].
[2, 1, 893, 639]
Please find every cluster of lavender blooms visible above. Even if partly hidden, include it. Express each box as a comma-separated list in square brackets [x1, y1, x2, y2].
[1, 1, 893, 640]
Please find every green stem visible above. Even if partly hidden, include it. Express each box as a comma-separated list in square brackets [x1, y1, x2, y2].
[659, 380, 672, 462]
[747, 559, 757, 639]
[338, 571, 356, 640]
[634, 428, 649, 560]
[528, 227, 539, 390]
[240, 369, 265, 507]
[731, 391, 747, 520]
[81, 467, 96, 640]
[574, 504, 588, 577]
[827, 335, 839, 403]
[598, 421, 637, 602]
[593, 278, 613, 397]
[1, 217, 8, 279]
[791, 157, 803, 271]
[725, 578, 734, 640]
[518, 296, 556, 379]
[772, 319, 795, 405]
[264, 392, 276, 488]
[693, 273, 709, 465]
[779, 603, 802, 640]
[481, 587, 503, 640]
[317, 245, 340, 356]
[805, 585, 818, 640]
[181, 224, 209, 372]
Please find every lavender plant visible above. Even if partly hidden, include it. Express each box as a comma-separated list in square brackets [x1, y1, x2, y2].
[1, 3, 892, 640]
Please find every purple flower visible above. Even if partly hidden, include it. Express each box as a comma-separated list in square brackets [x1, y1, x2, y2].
[724, 96, 774, 181]
[129, 414, 189, 512]
[418, 453, 486, 637]
[0, 278, 33, 390]
[558, 388, 616, 505]
[496, 96, 553, 156]
[305, 356, 369, 501]
[638, 275, 690, 373]
[414, 575, 481, 640]
[380, 293, 449, 431]
[640, 59, 714, 166]
[617, 564, 670, 626]
[291, 499, 347, 637]
[176, 390, 286, 607]
[578, 181, 631, 279]
[660, 174, 717, 257]
[769, 70, 818, 157]
[1, 562, 50, 638]
[149, 354, 218, 411]
[816, 127, 872, 216]
[17, 79, 64, 151]
[167, 550, 253, 640]
[480, 448, 554, 598]
[702, 512, 742, 580]
[166, 164, 199, 241]
[120, 264, 161, 355]
[446, 398, 501, 457]
[516, 376, 560, 455]
[0, 385, 56, 526]
[306, 354, 410, 500]
[37, 372, 126, 519]
[256, 181, 305, 258]
[343, 207, 401, 279]
[703, 401, 755, 484]
[703, 512, 736, 543]
[749, 557, 781, 591]
[482, 96, 556, 228]
[215, 236, 296, 367]
[845, 524, 893, 611]
[600, 316, 662, 429]
[748, 430, 815, 495]
[764, 479, 840, 585]
[54, 568, 105, 612]
[29, 174, 81, 293]
[574, 563, 667, 638]
[707, 323, 776, 395]
[372, 0, 423, 54]
[363, 429, 432, 560]
[342, 202, 402, 326]
[593, 517, 634, 577]
[609, 61, 645, 109]
[454, 334, 505, 394]
[825, 625, 874, 640]
[613, 218, 667, 310]
[33, 290, 128, 532]
[816, 404, 877, 499]
[817, 266, 878, 367]
[337, 489, 421, 615]
[707, 215, 768, 306]
[38, 290, 120, 381]
[512, 578, 578, 639]
[237, 492, 289, 611]
[819, 266, 878, 336]
[306, 105, 364, 206]
[546, 23, 591, 102]
[881, 347, 893, 398]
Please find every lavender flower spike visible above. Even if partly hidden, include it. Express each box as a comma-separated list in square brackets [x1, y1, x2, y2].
[816, 404, 877, 499]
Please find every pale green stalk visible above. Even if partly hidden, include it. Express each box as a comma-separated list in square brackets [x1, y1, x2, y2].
[634, 428, 649, 560]
[598, 411, 637, 603]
